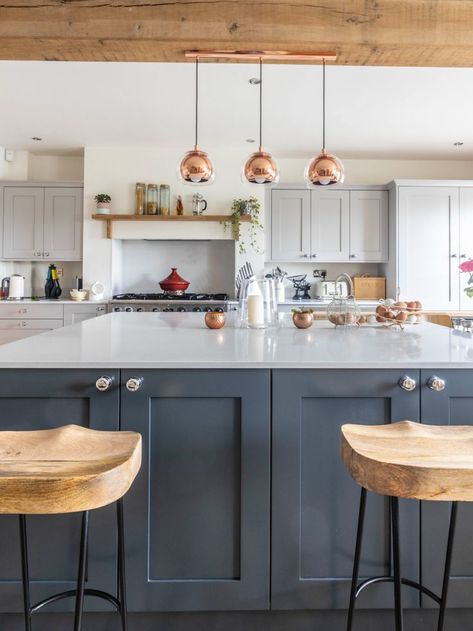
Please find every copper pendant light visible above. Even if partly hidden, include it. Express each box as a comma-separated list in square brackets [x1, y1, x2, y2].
[305, 59, 344, 186]
[178, 57, 215, 185]
[243, 58, 279, 185]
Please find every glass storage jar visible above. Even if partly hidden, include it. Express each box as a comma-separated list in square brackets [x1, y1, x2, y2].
[146, 184, 159, 215]
[135, 182, 146, 215]
[237, 277, 278, 329]
[327, 296, 361, 327]
[160, 185, 170, 216]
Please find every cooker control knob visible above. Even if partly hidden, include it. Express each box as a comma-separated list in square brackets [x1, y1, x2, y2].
[214, 307, 224, 313]
[163, 307, 174, 312]
[126, 377, 143, 392]
[399, 375, 417, 392]
[192, 307, 202, 312]
[177, 307, 186, 312]
[113, 306, 122, 312]
[125, 307, 133, 312]
[96, 376, 114, 392]
[428, 376, 446, 392]
[136, 307, 143, 312]
[152, 307, 160, 312]
[204, 307, 213, 313]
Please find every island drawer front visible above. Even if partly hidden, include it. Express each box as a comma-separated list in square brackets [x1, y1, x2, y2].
[120, 369, 271, 612]
[0, 369, 120, 614]
[271, 369, 421, 611]
[0, 303, 64, 319]
[0, 318, 62, 330]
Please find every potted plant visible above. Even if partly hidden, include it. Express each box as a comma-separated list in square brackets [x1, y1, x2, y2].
[94, 193, 111, 215]
[222, 196, 263, 254]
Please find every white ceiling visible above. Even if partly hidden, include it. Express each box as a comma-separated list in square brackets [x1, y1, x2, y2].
[1, 61, 473, 160]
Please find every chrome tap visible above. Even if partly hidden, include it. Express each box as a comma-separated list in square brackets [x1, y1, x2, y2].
[335, 273, 354, 297]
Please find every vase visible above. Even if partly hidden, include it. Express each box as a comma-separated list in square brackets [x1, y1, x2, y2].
[95, 202, 110, 215]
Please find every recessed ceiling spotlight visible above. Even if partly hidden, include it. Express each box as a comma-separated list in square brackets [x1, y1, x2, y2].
[246, 138, 256, 143]
[454, 141, 464, 146]
[249, 78, 261, 85]
[31, 137, 42, 141]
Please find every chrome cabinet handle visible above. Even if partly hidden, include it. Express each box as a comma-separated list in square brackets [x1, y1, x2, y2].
[301, 254, 309, 258]
[350, 254, 357, 258]
[451, 254, 458, 259]
[126, 377, 143, 392]
[428, 376, 446, 392]
[461, 254, 468, 259]
[399, 375, 417, 392]
[96, 376, 114, 392]
[44, 252, 50, 257]
[311, 254, 317, 258]
[35, 251, 42, 257]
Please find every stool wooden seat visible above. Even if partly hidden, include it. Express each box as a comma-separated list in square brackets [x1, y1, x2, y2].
[0, 424, 141, 514]
[341, 420, 473, 502]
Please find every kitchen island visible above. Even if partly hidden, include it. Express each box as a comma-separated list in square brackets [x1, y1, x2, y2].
[0, 313, 472, 631]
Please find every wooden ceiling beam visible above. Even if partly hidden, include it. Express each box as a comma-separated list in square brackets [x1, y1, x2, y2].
[0, 1, 472, 66]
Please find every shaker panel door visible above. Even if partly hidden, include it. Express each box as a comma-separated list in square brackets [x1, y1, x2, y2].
[3, 187, 44, 260]
[349, 190, 388, 262]
[459, 188, 473, 310]
[270, 190, 311, 261]
[311, 190, 349, 261]
[44, 188, 83, 261]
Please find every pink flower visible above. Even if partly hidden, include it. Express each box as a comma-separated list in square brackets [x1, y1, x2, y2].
[460, 259, 473, 273]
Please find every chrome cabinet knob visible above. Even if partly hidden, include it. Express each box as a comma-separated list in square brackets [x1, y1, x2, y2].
[311, 253, 317, 258]
[126, 377, 143, 392]
[96, 376, 114, 392]
[461, 254, 468, 259]
[399, 375, 417, 392]
[451, 254, 458, 259]
[301, 254, 309, 258]
[428, 376, 446, 392]
[350, 254, 357, 258]
[44, 252, 50, 257]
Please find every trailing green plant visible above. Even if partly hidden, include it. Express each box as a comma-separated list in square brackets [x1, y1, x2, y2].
[221, 197, 263, 254]
[94, 193, 111, 204]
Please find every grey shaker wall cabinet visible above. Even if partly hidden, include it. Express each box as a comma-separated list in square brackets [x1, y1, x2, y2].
[0, 369, 120, 614]
[120, 369, 271, 612]
[1, 183, 83, 261]
[271, 369, 421, 610]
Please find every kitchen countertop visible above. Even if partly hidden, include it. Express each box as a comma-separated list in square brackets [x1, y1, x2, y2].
[0, 312, 471, 369]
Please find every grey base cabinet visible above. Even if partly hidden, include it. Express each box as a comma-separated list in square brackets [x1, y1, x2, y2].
[420, 369, 473, 609]
[120, 369, 271, 612]
[0, 369, 119, 613]
[271, 369, 420, 610]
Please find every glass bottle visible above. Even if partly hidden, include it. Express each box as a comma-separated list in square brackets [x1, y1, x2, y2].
[160, 185, 170, 216]
[135, 182, 146, 215]
[146, 184, 159, 215]
[176, 195, 184, 216]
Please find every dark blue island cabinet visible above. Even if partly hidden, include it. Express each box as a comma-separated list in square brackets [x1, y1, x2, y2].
[120, 369, 271, 612]
[0, 369, 120, 614]
[271, 369, 421, 611]
[420, 369, 473, 610]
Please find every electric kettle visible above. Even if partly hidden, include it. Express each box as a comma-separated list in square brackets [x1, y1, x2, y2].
[1, 274, 25, 300]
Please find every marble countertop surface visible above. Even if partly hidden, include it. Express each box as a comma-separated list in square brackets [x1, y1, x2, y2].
[0, 312, 470, 369]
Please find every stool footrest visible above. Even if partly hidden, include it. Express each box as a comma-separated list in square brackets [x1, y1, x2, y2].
[355, 575, 441, 605]
[31, 588, 122, 615]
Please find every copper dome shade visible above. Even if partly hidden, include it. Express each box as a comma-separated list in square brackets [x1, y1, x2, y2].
[244, 148, 279, 185]
[179, 145, 215, 185]
[305, 149, 344, 186]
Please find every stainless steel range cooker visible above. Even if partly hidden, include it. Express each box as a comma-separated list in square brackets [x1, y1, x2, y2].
[109, 293, 234, 313]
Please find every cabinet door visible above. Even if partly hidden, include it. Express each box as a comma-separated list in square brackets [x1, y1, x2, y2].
[43, 188, 83, 261]
[459, 188, 473, 310]
[398, 187, 459, 309]
[270, 190, 311, 261]
[272, 369, 420, 610]
[0, 369, 119, 613]
[63, 303, 106, 326]
[3, 187, 44, 260]
[311, 190, 349, 261]
[420, 370, 473, 609]
[121, 369, 270, 611]
[0, 319, 62, 345]
[349, 190, 388, 262]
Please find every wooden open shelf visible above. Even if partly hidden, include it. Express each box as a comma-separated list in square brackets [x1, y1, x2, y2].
[92, 213, 250, 239]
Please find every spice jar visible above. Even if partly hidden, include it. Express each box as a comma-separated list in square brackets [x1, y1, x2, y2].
[135, 182, 146, 215]
[176, 195, 184, 216]
[160, 185, 170, 216]
[146, 184, 159, 215]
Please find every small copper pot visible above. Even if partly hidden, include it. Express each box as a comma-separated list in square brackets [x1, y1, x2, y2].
[205, 312, 226, 330]
[292, 312, 313, 329]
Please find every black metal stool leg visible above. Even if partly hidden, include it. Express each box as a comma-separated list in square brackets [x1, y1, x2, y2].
[117, 499, 128, 631]
[73, 511, 89, 631]
[347, 487, 367, 631]
[391, 497, 404, 631]
[437, 502, 458, 631]
[19, 515, 32, 631]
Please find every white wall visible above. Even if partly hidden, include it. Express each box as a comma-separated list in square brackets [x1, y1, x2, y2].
[0, 149, 29, 180]
[27, 154, 84, 181]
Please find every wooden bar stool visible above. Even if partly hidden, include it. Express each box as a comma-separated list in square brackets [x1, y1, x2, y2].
[0, 424, 141, 631]
[341, 420, 473, 631]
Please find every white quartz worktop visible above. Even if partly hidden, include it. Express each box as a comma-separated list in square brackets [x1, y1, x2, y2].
[0, 312, 470, 369]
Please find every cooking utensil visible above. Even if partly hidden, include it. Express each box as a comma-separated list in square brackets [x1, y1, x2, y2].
[159, 268, 190, 294]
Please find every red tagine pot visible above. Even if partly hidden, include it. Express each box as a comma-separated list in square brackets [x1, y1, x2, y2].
[159, 268, 190, 293]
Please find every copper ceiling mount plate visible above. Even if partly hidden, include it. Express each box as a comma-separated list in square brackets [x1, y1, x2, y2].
[184, 50, 337, 62]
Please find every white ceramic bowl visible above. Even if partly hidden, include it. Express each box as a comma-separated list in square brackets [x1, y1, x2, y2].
[70, 290, 88, 302]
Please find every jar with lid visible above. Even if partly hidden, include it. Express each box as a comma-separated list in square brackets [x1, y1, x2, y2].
[327, 295, 361, 327]
[160, 185, 170, 216]
[135, 183, 146, 215]
[146, 184, 159, 215]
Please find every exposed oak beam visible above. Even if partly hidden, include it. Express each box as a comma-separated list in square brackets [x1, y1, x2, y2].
[0, 1, 472, 66]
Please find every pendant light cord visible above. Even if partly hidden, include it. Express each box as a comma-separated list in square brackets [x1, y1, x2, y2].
[259, 57, 263, 150]
[195, 57, 199, 148]
[322, 58, 326, 151]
